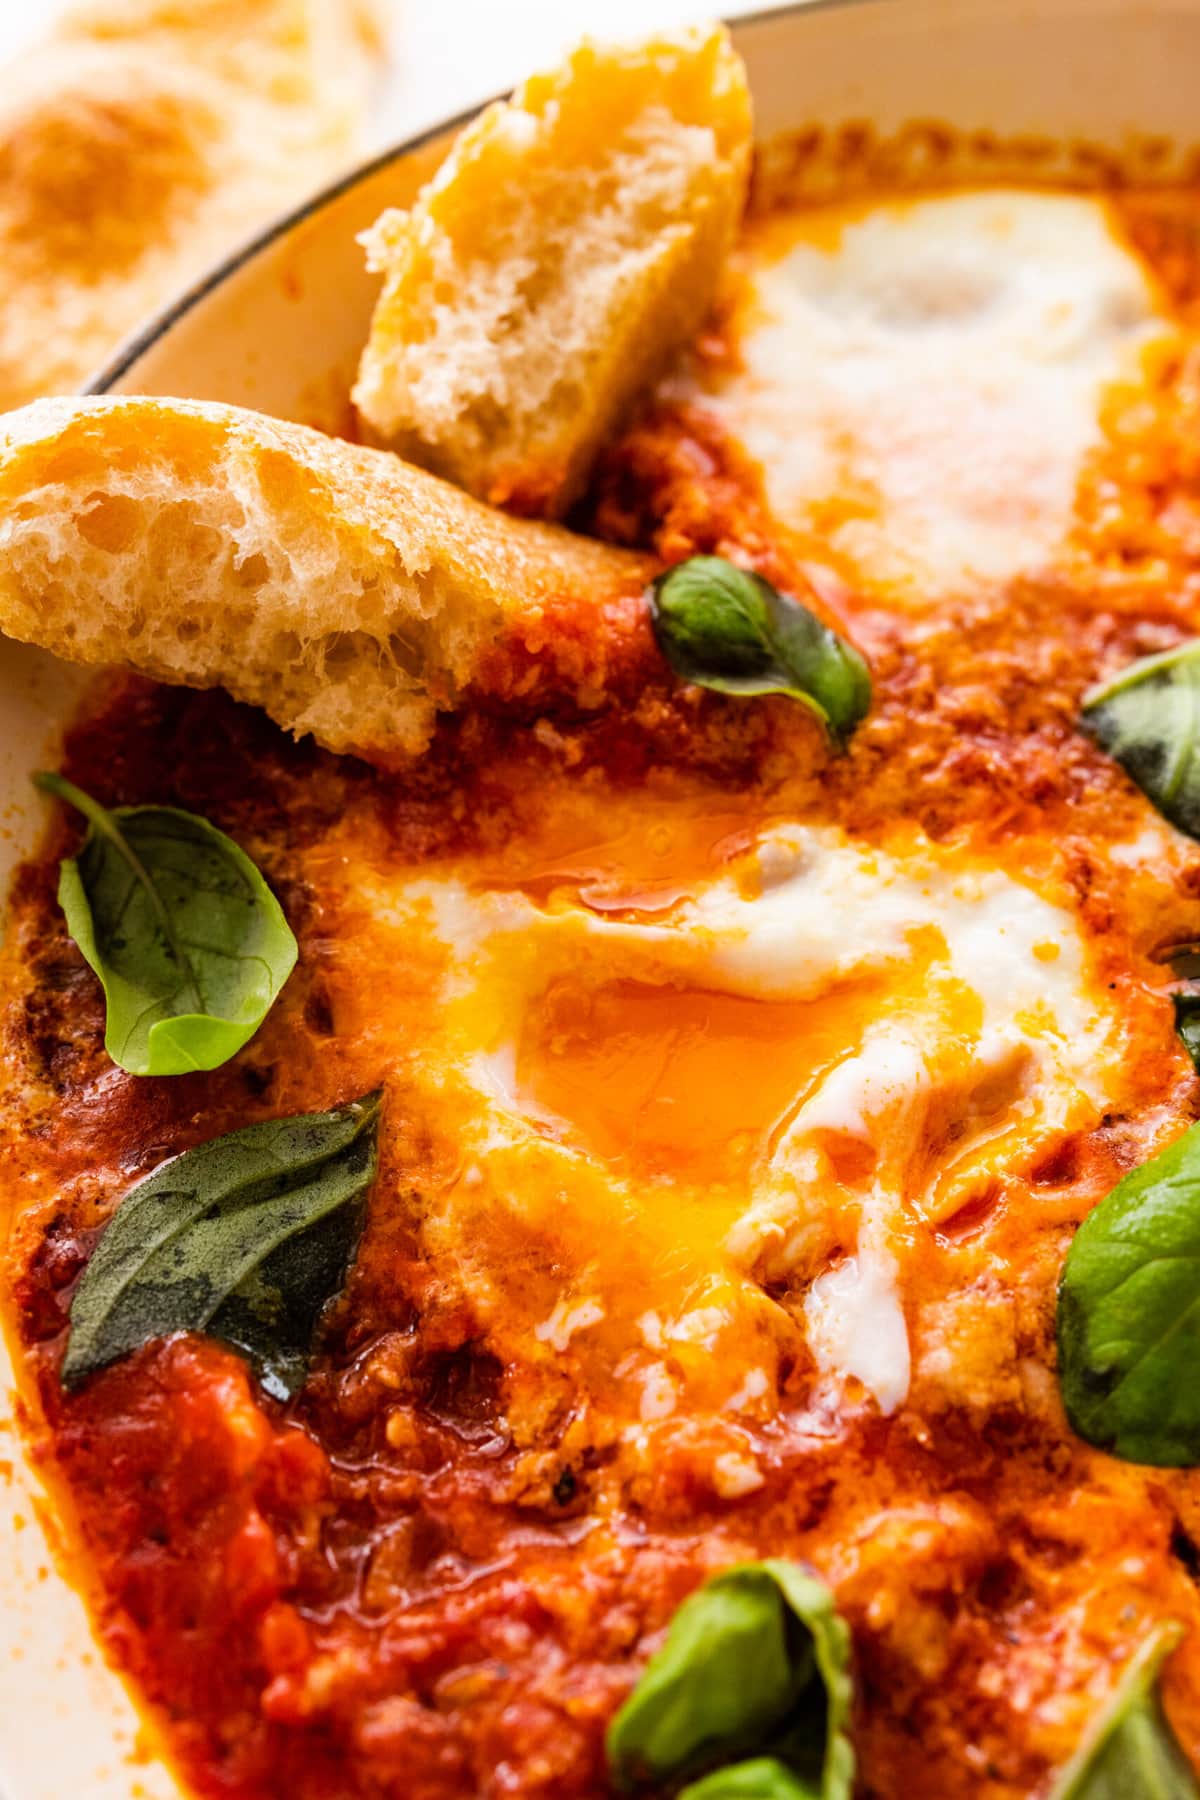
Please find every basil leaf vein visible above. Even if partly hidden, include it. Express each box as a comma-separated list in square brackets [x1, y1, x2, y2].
[607, 1559, 853, 1797]
[62, 1090, 381, 1399]
[1056, 1119, 1200, 1465]
[681, 1756, 819, 1798]
[1082, 642, 1200, 838]
[35, 772, 297, 1077]
[649, 557, 871, 748]
[1049, 1621, 1198, 1798]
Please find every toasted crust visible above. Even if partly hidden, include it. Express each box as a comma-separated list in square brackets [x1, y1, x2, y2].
[0, 397, 651, 756]
[352, 23, 752, 517]
[55, 0, 383, 95]
[0, 0, 383, 409]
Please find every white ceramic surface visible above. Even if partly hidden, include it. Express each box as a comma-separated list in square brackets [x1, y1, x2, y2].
[6, 2, 1200, 1793]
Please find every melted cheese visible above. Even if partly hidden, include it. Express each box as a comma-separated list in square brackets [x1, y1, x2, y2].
[349, 817, 1124, 1428]
[698, 190, 1165, 598]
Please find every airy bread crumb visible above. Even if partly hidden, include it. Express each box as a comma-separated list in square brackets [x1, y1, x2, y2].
[0, 397, 650, 758]
[352, 22, 752, 518]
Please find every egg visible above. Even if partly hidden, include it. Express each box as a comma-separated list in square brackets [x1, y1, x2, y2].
[693, 189, 1167, 599]
[344, 814, 1125, 1423]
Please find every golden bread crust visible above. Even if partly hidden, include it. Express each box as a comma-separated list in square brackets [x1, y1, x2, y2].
[0, 395, 650, 755]
[0, 0, 383, 409]
[352, 22, 752, 517]
[56, 0, 384, 97]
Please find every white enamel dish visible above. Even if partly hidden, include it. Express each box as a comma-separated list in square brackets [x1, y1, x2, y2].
[5, 0, 1200, 1792]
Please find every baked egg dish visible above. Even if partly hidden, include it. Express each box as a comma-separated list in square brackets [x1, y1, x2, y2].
[5, 20, 1200, 1800]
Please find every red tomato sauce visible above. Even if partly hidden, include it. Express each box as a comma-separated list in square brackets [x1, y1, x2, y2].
[7, 182, 1200, 1800]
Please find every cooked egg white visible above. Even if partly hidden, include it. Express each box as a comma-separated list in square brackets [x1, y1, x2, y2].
[295, 195, 1167, 1456]
[340, 818, 1124, 1432]
[693, 190, 1167, 599]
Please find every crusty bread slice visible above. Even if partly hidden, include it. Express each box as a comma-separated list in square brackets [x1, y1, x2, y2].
[352, 23, 752, 518]
[0, 0, 383, 410]
[55, 0, 383, 98]
[0, 397, 651, 757]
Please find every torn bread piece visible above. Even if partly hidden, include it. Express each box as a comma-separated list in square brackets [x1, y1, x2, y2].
[0, 0, 383, 409]
[0, 397, 651, 757]
[352, 22, 752, 518]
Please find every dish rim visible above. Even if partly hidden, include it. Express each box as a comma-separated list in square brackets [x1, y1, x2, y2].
[84, 0, 873, 399]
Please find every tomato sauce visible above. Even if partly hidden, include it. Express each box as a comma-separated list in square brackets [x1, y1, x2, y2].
[7, 180, 1200, 1800]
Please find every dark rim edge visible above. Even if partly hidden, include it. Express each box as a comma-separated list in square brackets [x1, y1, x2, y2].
[85, 97, 484, 396]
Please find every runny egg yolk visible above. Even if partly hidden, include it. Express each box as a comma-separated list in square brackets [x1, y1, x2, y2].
[518, 968, 915, 1176]
[346, 818, 1124, 1421]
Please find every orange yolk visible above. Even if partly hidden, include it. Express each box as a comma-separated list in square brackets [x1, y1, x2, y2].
[517, 974, 893, 1176]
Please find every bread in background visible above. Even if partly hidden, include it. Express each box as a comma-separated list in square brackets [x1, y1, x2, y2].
[0, 395, 650, 757]
[0, 0, 385, 410]
[353, 23, 752, 518]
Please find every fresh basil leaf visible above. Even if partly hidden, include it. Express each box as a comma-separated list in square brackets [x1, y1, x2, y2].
[62, 1091, 381, 1399]
[1048, 1622, 1199, 1799]
[35, 772, 297, 1077]
[681, 1757, 819, 1799]
[1082, 642, 1200, 838]
[1174, 992, 1200, 1072]
[1057, 1118, 1200, 1465]
[606, 1559, 853, 1797]
[649, 557, 871, 748]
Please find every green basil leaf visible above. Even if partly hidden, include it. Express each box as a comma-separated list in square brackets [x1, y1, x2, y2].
[649, 557, 871, 748]
[681, 1757, 819, 1799]
[1057, 1118, 1200, 1465]
[62, 1090, 381, 1399]
[606, 1559, 853, 1797]
[1174, 993, 1200, 1072]
[1082, 642, 1200, 838]
[35, 772, 297, 1077]
[1048, 1622, 1198, 1799]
